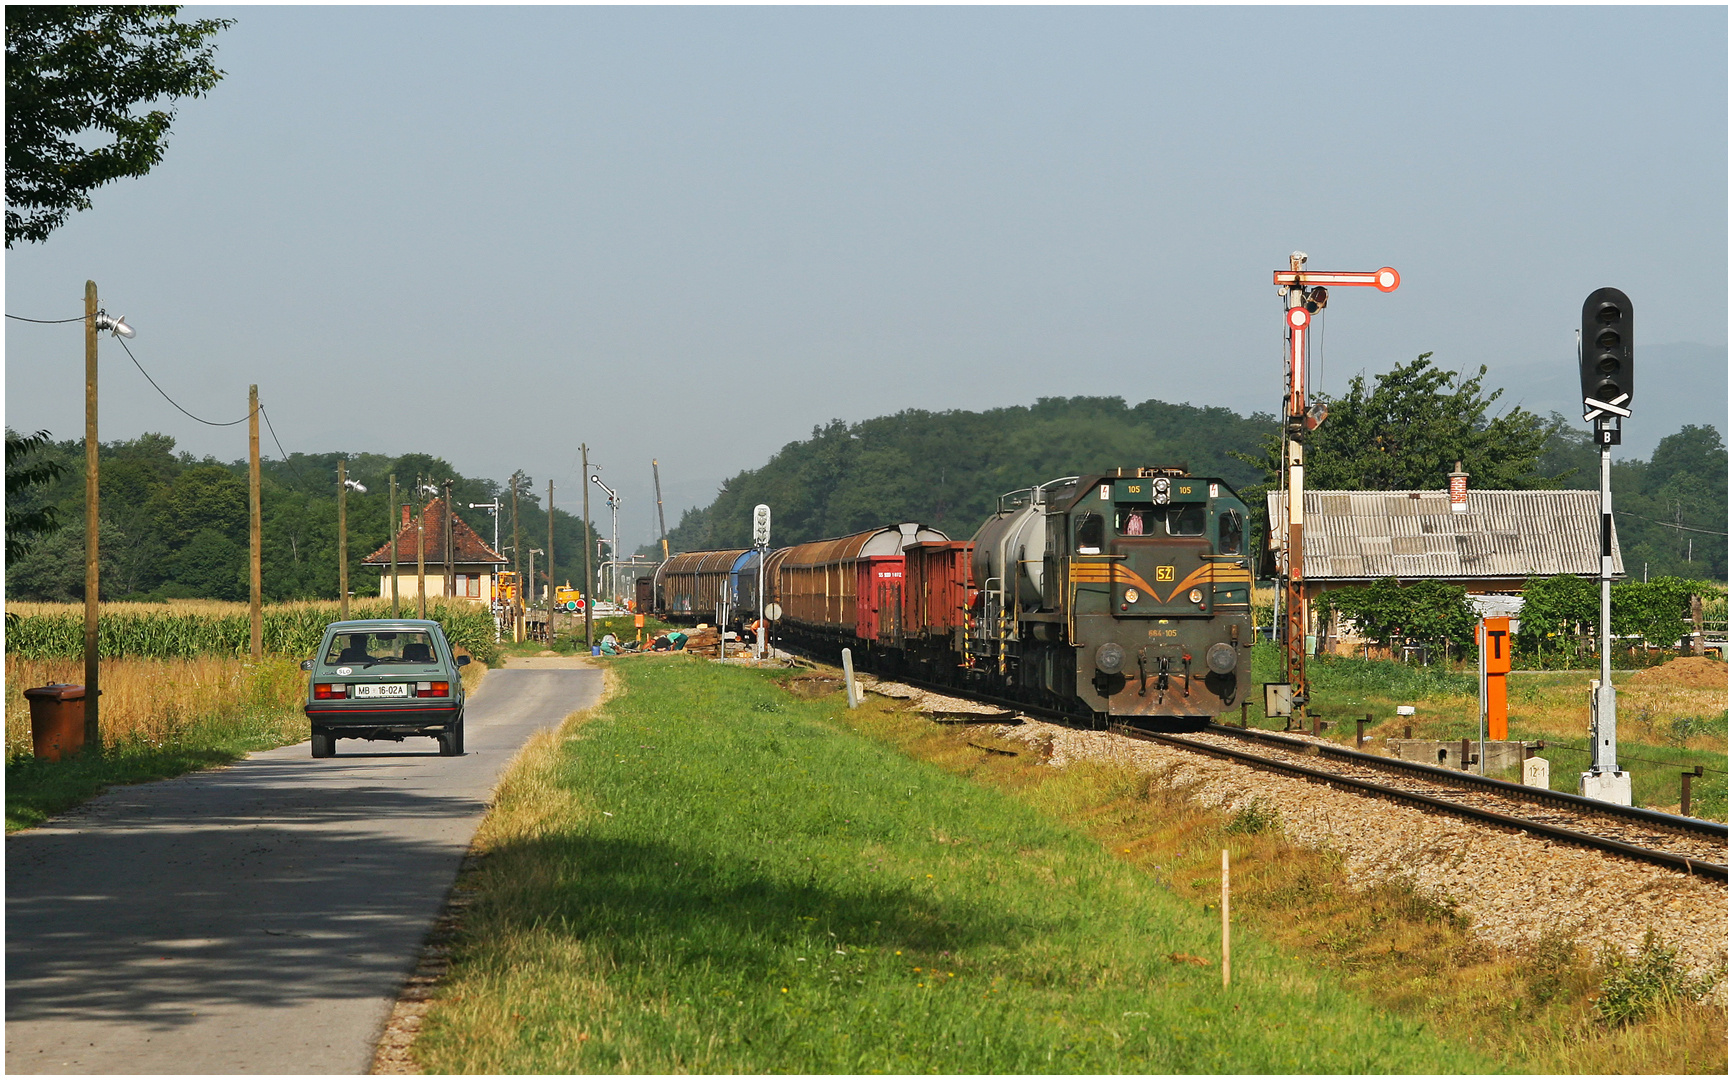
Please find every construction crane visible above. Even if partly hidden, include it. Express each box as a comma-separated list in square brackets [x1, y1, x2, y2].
[652, 458, 670, 561]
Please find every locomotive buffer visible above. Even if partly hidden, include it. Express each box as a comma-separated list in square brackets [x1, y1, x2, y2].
[1269, 253, 1399, 715]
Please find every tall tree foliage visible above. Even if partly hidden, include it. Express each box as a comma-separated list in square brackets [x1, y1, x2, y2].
[1238, 353, 1560, 496]
[1, 432, 601, 602]
[662, 396, 1275, 552]
[5, 429, 66, 562]
[6, 6, 232, 245]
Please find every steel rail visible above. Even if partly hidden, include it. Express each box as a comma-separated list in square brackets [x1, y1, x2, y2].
[1204, 723, 1729, 841]
[1109, 724, 1726, 883]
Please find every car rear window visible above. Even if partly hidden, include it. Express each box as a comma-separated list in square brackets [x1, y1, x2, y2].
[324, 630, 439, 666]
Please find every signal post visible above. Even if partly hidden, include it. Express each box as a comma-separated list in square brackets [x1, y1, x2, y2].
[1270, 254, 1399, 713]
[1578, 288, 1634, 805]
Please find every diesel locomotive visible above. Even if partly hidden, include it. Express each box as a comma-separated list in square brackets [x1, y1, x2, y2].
[653, 467, 1254, 726]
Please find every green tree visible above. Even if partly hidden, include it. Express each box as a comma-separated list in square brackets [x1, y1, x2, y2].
[1323, 578, 1477, 654]
[1239, 353, 1561, 494]
[5, 428, 66, 562]
[1514, 574, 1598, 656]
[6, 5, 232, 245]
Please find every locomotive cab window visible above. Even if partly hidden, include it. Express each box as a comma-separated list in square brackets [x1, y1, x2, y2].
[1165, 503, 1206, 536]
[1219, 510, 1244, 554]
[1116, 508, 1151, 536]
[1075, 513, 1104, 554]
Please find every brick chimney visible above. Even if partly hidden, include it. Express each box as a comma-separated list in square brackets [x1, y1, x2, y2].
[402, 503, 412, 529]
[1448, 461, 1469, 513]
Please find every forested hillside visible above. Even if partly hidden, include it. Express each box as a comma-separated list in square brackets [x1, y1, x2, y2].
[3, 433, 597, 602]
[662, 396, 1276, 551]
[661, 385, 1726, 583]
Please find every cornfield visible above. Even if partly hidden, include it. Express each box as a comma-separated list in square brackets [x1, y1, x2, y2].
[5, 655, 306, 760]
[4, 600, 500, 665]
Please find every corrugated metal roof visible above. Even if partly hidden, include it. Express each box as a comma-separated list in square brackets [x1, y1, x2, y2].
[1268, 489, 1622, 581]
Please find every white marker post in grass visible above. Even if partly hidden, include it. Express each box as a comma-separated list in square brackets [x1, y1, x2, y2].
[841, 648, 859, 709]
[1221, 849, 1231, 987]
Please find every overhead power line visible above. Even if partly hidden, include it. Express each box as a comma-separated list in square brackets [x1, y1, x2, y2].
[6, 312, 87, 324]
[117, 336, 254, 427]
[1613, 510, 1727, 537]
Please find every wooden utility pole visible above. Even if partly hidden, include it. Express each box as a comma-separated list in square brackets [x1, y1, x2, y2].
[83, 280, 101, 753]
[249, 384, 262, 660]
[547, 479, 556, 616]
[510, 472, 523, 640]
[389, 474, 400, 617]
[337, 459, 350, 619]
[582, 444, 594, 648]
[442, 478, 455, 600]
[416, 489, 427, 620]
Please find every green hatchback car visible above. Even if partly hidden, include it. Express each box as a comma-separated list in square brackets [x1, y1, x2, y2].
[301, 619, 469, 758]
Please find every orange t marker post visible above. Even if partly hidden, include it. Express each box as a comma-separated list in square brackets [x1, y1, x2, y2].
[1271, 254, 1399, 709]
[1480, 616, 1511, 741]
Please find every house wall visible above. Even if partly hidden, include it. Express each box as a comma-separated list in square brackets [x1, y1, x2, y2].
[376, 565, 502, 605]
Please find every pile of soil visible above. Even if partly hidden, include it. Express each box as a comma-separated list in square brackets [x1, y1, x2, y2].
[1624, 655, 1728, 690]
[782, 674, 841, 699]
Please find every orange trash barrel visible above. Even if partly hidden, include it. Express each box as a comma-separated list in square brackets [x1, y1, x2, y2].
[23, 684, 95, 761]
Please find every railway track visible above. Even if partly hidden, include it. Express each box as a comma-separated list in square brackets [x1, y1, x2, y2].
[1106, 722, 1728, 882]
[840, 669, 1729, 883]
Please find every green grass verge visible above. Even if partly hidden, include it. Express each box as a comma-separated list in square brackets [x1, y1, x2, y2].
[415, 657, 1495, 1073]
[5, 705, 304, 832]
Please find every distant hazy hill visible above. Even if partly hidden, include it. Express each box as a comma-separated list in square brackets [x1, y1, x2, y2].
[1491, 341, 1726, 460]
[663, 396, 1274, 551]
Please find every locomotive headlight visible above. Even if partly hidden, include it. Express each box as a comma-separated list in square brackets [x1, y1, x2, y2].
[1094, 642, 1125, 674]
[1206, 642, 1237, 675]
[1188, 589, 1203, 604]
[1153, 477, 1171, 505]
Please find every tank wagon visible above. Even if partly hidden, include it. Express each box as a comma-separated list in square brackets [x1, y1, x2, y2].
[653, 467, 1253, 727]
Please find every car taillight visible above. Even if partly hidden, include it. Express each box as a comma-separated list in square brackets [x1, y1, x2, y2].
[313, 683, 348, 700]
[416, 681, 449, 698]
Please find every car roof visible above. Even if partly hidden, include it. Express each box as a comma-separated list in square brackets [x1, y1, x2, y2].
[323, 619, 445, 633]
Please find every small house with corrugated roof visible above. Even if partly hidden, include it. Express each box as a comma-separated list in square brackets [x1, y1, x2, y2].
[1266, 474, 1623, 652]
[363, 498, 508, 604]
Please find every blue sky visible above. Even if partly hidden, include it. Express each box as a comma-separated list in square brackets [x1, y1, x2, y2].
[5, 6, 1726, 548]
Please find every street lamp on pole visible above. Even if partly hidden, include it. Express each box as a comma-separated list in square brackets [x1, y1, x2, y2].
[591, 473, 619, 604]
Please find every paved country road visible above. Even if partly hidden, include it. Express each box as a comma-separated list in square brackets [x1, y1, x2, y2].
[6, 662, 600, 1074]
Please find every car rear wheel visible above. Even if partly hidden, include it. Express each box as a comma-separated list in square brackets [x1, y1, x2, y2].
[454, 716, 465, 755]
[437, 728, 457, 756]
[311, 728, 333, 758]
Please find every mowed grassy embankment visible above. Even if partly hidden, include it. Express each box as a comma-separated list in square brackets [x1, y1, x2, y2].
[413, 656, 1494, 1074]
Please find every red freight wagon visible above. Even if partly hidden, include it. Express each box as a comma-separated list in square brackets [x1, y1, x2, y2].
[773, 523, 948, 645]
[902, 540, 974, 649]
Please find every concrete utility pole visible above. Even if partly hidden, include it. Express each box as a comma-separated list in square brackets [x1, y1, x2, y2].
[249, 384, 263, 660]
[581, 444, 594, 649]
[546, 479, 556, 613]
[83, 280, 101, 753]
[416, 490, 427, 620]
[389, 474, 400, 617]
[338, 460, 349, 619]
[1271, 253, 1399, 713]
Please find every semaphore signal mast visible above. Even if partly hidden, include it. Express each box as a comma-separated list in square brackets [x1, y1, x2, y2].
[1272, 252, 1399, 714]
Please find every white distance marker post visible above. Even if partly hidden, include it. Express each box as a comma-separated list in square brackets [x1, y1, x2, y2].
[1221, 849, 1231, 988]
[841, 648, 859, 709]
